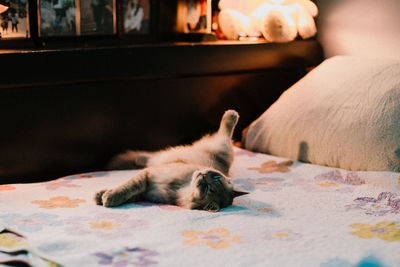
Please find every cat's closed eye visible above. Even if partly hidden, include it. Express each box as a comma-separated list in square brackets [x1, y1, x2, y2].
[212, 177, 222, 184]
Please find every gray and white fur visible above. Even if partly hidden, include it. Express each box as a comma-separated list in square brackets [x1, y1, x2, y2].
[94, 110, 247, 211]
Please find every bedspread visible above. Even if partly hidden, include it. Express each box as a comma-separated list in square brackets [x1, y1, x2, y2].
[1, 148, 399, 266]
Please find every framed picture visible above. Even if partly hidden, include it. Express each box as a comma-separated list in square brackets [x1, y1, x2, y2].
[79, 0, 116, 35]
[177, 0, 211, 34]
[38, 0, 77, 37]
[0, 0, 30, 39]
[122, 0, 151, 35]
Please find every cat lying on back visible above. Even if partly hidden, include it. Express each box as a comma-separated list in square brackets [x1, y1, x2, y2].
[94, 110, 247, 212]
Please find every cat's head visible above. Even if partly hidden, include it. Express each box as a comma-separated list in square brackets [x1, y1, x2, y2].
[189, 169, 248, 212]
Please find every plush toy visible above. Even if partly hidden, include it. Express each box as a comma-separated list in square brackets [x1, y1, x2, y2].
[218, 0, 318, 42]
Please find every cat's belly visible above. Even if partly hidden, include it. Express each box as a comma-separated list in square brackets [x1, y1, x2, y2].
[143, 189, 176, 205]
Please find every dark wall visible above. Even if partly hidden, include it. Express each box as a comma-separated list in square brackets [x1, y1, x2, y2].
[0, 40, 323, 183]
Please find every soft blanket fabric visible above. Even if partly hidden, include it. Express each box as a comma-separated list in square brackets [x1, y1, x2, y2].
[0, 147, 399, 266]
[244, 56, 400, 171]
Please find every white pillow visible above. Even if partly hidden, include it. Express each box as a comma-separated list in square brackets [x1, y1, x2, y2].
[243, 56, 400, 171]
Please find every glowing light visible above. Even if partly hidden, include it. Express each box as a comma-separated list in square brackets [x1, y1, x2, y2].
[0, 4, 8, 14]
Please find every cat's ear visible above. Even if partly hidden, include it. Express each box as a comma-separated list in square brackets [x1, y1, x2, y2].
[203, 201, 220, 212]
[232, 190, 249, 198]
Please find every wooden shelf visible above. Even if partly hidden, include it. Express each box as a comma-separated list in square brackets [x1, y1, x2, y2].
[1, 40, 323, 89]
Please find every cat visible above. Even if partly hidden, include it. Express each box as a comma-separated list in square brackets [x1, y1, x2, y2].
[94, 110, 247, 212]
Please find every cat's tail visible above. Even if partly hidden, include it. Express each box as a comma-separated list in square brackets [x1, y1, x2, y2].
[218, 110, 239, 138]
[106, 150, 154, 170]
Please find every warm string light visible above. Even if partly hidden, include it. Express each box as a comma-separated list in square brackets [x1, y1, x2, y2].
[0, 3, 8, 14]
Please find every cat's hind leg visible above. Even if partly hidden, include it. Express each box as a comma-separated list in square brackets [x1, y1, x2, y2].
[218, 110, 239, 138]
[94, 169, 149, 207]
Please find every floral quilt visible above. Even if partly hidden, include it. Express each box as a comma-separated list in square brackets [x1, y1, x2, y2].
[0, 147, 399, 267]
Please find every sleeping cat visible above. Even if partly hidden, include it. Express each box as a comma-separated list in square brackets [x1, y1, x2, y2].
[94, 110, 247, 212]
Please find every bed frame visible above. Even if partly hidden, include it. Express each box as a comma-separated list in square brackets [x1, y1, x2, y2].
[0, 40, 323, 183]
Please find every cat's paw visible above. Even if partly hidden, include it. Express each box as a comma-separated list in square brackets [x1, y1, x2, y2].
[219, 110, 239, 136]
[98, 189, 124, 207]
[223, 110, 239, 126]
[94, 189, 107, 205]
[94, 189, 121, 207]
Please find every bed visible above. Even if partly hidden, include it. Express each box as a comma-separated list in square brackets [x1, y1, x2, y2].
[1, 55, 400, 266]
[1, 146, 399, 267]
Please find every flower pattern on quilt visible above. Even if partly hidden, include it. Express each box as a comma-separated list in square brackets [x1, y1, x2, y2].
[63, 213, 149, 239]
[31, 196, 86, 209]
[0, 213, 63, 232]
[349, 222, 400, 242]
[248, 160, 293, 174]
[0, 185, 16, 191]
[291, 178, 352, 193]
[93, 247, 158, 267]
[61, 171, 110, 180]
[291, 170, 365, 193]
[263, 229, 302, 241]
[41, 180, 80, 190]
[316, 181, 340, 188]
[315, 170, 365, 186]
[346, 192, 400, 216]
[258, 208, 274, 213]
[0, 232, 29, 250]
[89, 221, 121, 231]
[234, 177, 293, 192]
[182, 228, 241, 249]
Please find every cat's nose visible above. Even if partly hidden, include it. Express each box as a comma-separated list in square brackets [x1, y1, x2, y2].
[201, 173, 211, 183]
[201, 173, 207, 179]
[203, 171, 222, 183]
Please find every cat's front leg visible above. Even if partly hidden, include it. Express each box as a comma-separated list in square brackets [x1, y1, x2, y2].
[94, 169, 149, 207]
[94, 189, 129, 207]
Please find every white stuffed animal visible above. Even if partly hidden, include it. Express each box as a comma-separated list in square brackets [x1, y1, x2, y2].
[218, 0, 318, 42]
